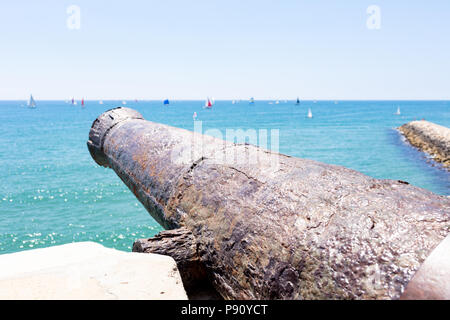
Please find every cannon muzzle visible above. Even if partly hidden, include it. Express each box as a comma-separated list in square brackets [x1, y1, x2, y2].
[88, 107, 144, 167]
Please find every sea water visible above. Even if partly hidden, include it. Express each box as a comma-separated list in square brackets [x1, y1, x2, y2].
[0, 100, 448, 254]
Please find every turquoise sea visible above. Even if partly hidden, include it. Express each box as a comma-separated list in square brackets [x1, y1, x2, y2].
[0, 100, 449, 254]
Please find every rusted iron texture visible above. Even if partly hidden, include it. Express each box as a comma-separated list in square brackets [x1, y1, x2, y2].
[88, 107, 450, 300]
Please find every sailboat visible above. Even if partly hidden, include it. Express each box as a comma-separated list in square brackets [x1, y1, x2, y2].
[81, 98, 85, 107]
[395, 106, 401, 115]
[99, 100, 103, 105]
[204, 97, 213, 109]
[122, 101, 127, 105]
[307, 108, 313, 118]
[28, 94, 36, 108]
[249, 97, 255, 105]
[296, 97, 300, 105]
[163, 99, 170, 105]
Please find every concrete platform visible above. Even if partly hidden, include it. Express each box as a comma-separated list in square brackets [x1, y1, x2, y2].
[0, 242, 188, 300]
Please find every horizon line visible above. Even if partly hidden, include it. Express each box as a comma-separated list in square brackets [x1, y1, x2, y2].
[1, 99, 450, 102]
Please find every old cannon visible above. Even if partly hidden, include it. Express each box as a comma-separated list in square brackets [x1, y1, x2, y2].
[87, 107, 450, 300]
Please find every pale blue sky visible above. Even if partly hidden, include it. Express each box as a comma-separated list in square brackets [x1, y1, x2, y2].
[0, 1, 449, 100]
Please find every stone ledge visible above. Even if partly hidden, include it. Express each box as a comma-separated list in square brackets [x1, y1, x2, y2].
[0, 242, 187, 300]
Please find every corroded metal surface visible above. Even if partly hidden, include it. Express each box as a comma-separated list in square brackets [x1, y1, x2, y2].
[400, 234, 450, 299]
[88, 107, 450, 300]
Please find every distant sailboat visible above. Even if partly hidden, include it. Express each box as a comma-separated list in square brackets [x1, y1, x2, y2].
[296, 97, 300, 105]
[163, 99, 170, 105]
[122, 101, 127, 105]
[71, 97, 75, 105]
[249, 97, 255, 104]
[204, 97, 213, 109]
[307, 108, 313, 118]
[275, 100, 280, 104]
[28, 94, 36, 108]
[81, 98, 85, 107]
[395, 106, 401, 115]
[99, 100, 103, 105]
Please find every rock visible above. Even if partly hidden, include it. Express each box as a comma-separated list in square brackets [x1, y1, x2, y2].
[88, 108, 450, 300]
[398, 120, 450, 169]
[133, 228, 223, 300]
[0, 242, 187, 300]
[133, 228, 201, 288]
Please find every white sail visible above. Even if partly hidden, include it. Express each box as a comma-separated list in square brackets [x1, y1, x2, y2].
[396, 106, 401, 115]
[28, 94, 36, 108]
[307, 108, 312, 118]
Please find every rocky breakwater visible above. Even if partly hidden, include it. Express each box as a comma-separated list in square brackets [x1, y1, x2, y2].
[88, 108, 450, 300]
[398, 120, 450, 169]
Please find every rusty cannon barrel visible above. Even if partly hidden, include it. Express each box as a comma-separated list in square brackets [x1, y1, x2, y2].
[87, 107, 450, 300]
